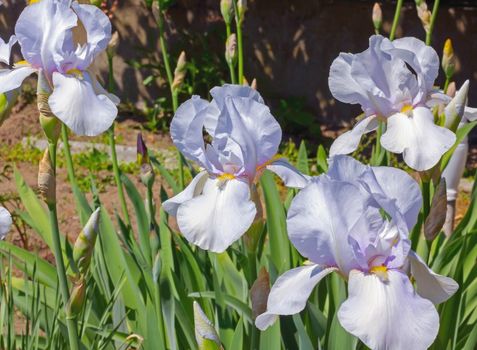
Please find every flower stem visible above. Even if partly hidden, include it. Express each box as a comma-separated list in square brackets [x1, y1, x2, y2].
[107, 55, 131, 227]
[389, 0, 403, 41]
[156, 10, 185, 189]
[232, 0, 244, 84]
[443, 77, 450, 94]
[47, 141, 80, 350]
[61, 124, 77, 187]
[426, 0, 440, 46]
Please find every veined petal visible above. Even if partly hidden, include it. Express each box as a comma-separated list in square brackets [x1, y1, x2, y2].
[162, 171, 209, 216]
[0, 206, 12, 239]
[338, 269, 439, 350]
[329, 115, 378, 156]
[49, 71, 117, 136]
[287, 176, 365, 273]
[218, 96, 281, 175]
[15, 0, 76, 72]
[0, 66, 37, 94]
[409, 251, 458, 304]
[255, 264, 336, 330]
[71, 2, 111, 69]
[0, 35, 16, 65]
[170, 96, 211, 169]
[328, 53, 371, 110]
[380, 107, 456, 171]
[176, 177, 256, 253]
[206, 84, 264, 134]
[265, 158, 310, 189]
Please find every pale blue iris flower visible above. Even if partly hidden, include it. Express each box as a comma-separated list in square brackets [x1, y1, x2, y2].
[256, 155, 458, 350]
[0, 206, 12, 240]
[163, 85, 308, 253]
[0, 0, 118, 136]
[328, 35, 456, 171]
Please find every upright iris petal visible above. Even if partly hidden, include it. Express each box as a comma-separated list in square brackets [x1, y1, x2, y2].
[0, 206, 12, 240]
[329, 35, 456, 171]
[256, 155, 458, 350]
[0, 0, 118, 136]
[163, 84, 308, 253]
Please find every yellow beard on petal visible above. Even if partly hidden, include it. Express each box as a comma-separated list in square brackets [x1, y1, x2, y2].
[370, 265, 389, 281]
[400, 104, 413, 114]
[66, 68, 84, 79]
[29, 0, 41, 4]
[217, 173, 236, 181]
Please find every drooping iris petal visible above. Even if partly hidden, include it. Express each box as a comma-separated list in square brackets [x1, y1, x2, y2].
[380, 107, 456, 171]
[0, 35, 16, 65]
[217, 96, 281, 176]
[0, 206, 12, 239]
[287, 176, 365, 273]
[255, 264, 336, 331]
[48, 71, 117, 136]
[15, 0, 76, 72]
[176, 177, 256, 253]
[170, 95, 211, 170]
[409, 251, 458, 304]
[162, 171, 209, 216]
[0, 66, 37, 94]
[71, 2, 111, 69]
[265, 158, 310, 188]
[329, 115, 378, 156]
[338, 269, 439, 350]
[205, 84, 264, 134]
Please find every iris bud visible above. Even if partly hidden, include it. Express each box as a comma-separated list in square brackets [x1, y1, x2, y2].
[372, 3, 382, 34]
[73, 208, 101, 274]
[220, 0, 233, 25]
[442, 38, 456, 80]
[38, 149, 56, 205]
[225, 34, 237, 67]
[193, 301, 223, 350]
[172, 51, 187, 92]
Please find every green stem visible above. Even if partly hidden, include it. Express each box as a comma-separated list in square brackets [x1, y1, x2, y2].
[232, 0, 244, 84]
[106, 55, 131, 227]
[108, 126, 131, 227]
[389, 0, 403, 41]
[47, 142, 80, 350]
[443, 76, 450, 94]
[156, 11, 185, 189]
[61, 124, 77, 186]
[426, 0, 440, 46]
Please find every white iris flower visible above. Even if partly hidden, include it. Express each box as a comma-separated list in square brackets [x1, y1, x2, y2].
[0, 0, 118, 136]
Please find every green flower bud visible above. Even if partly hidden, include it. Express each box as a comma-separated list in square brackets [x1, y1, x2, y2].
[220, 0, 233, 25]
[442, 38, 456, 80]
[194, 301, 223, 350]
[73, 208, 101, 274]
[372, 3, 382, 34]
[172, 51, 187, 92]
[38, 149, 56, 205]
[225, 34, 237, 67]
[237, 0, 247, 23]
[444, 80, 469, 132]
[137, 133, 155, 187]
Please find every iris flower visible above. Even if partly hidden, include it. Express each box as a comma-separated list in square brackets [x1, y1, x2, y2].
[329, 35, 456, 171]
[0, 206, 12, 240]
[163, 85, 308, 253]
[256, 156, 458, 350]
[0, 0, 118, 136]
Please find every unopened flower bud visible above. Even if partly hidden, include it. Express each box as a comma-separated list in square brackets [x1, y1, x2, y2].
[446, 81, 456, 98]
[38, 149, 56, 205]
[250, 78, 257, 90]
[372, 3, 382, 34]
[237, 0, 247, 23]
[107, 31, 119, 58]
[152, 251, 161, 283]
[73, 208, 101, 274]
[220, 0, 233, 25]
[225, 34, 237, 66]
[172, 51, 187, 92]
[66, 276, 86, 318]
[137, 133, 155, 187]
[444, 80, 469, 132]
[193, 301, 223, 350]
[442, 38, 456, 80]
[416, 1, 431, 33]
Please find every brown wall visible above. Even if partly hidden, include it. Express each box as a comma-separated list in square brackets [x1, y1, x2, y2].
[2, 0, 477, 128]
